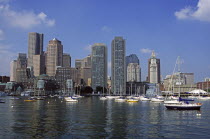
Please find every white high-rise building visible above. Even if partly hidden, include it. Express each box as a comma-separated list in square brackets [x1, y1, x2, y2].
[127, 63, 140, 82]
[10, 60, 17, 81]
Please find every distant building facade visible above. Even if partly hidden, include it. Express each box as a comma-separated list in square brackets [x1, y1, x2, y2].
[16, 68, 31, 83]
[33, 54, 45, 76]
[55, 67, 81, 88]
[111, 37, 126, 94]
[148, 51, 160, 84]
[164, 72, 195, 93]
[127, 63, 140, 82]
[46, 38, 63, 76]
[75, 55, 91, 69]
[80, 67, 91, 86]
[0, 76, 10, 83]
[91, 43, 107, 91]
[63, 53, 71, 67]
[17, 53, 27, 68]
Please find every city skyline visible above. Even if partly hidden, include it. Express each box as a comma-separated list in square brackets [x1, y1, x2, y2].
[0, 0, 210, 82]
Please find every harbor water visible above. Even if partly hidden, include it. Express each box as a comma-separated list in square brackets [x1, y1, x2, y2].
[1, 96, 210, 138]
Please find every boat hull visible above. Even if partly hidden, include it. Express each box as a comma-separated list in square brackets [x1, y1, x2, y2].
[165, 105, 201, 110]
[24, 100, 36, 102]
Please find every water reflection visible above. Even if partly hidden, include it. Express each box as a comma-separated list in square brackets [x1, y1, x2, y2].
[0, 97, 210, 138]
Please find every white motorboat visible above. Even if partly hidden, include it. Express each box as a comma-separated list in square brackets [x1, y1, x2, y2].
[197, 96, 210, 100]
[115, 97, 127, 102]
[168, 96, 179, 100]
[151, 98, 164, 102]
[106, 96, 117, 99]
[64, 97, 78, 102]
[140, 96, 150, 101]
[100, 96, 107, 100]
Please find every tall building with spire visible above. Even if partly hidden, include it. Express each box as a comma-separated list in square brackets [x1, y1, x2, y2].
[91, 43, 107, 91]
[28, 32, 43, 67]
[46, 38, 63, 76]
[148, 51, 160, 84]
[111, 37, 126, 94]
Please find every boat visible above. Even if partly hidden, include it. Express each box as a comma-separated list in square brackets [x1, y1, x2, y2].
[197, 96, 210, 100]
[140, 96, 151, 101]
[10, 97, 20, 100]
[100, 96, 107, 100]
[64, 97, 78, 102]
[156, 95, 164, 99]
[0, 99, 5, 103]
[24, 98, 37, 102]
[164, 99, 180, 104]
[115, 96, 127, 102]
[127, 98, 139, 102]
[165, 101, 202, 110]
[168, 96, 179, 100]
[36, 97, 44, 100]
[151, 98, 164, 102]
[106, 95, 117, 99]
[165, 56, 202, 110]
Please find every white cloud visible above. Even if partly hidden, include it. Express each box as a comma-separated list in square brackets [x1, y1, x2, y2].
[0, 29, 4, 40]
[175, 0, 210, 22]
[0, 43, 17, 75]
[84, 44, 92, 52]
[101, 26, 112, 32]
[0, 4, 55, 29]
[140, 48, 153, 54]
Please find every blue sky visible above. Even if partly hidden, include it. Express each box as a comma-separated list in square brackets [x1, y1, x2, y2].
[0, 0, 210, 82]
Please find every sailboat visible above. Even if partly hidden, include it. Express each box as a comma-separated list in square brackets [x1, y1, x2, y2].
[100, 87, 107, 100]
[115, 85, 126, 102]
[150, 84, 164, 102]
[139, 85, 150, 101]
[165, 56, 202, 110]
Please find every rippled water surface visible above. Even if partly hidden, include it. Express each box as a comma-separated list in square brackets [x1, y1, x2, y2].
[1, 96, 210, 138]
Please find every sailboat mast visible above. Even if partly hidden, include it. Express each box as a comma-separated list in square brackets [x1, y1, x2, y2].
[178, 56, 181, 97]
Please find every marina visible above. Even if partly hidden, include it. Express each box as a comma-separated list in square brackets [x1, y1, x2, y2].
[1, 95, 210, 138]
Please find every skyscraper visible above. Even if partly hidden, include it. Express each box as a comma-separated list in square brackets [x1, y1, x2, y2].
[148, 51, 160, 84]
[28, 32, 43, 67]
[46, 38, 63, 76]
[10, 60, 17, 81]
[91, 43, 107, 91]
[111, 37, 126, 94]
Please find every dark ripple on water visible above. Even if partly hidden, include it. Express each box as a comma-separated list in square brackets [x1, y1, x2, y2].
[1, 96, 210, 138]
